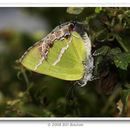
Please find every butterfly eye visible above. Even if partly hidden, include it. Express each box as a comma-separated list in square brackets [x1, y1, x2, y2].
[73, 24, 77, 30]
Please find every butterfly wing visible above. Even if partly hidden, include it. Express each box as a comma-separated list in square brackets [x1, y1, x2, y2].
[20, 31, 86, 81]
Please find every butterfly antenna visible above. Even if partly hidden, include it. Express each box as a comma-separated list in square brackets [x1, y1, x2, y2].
[57, 83, 75, 108]
[65, 84, 75, 100]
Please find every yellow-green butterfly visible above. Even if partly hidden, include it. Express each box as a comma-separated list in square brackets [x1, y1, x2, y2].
[19, 22, 94, 86]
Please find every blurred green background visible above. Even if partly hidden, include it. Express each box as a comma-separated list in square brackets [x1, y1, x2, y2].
[0, 7, 130, 117]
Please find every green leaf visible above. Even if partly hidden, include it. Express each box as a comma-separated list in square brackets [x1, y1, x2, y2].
[95, 7, 102, 14]
[66, 7, 84, 15]
[125, 10, 130, 17]
[120, 89, 130, 116]
[93, 45, 110, 56]
[116, 34, 130, 52]
[114, 53, 130, 70]
[124, 82, 130, 89]
[108, 47, 122, 56]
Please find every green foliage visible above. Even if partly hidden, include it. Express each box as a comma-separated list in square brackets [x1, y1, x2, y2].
[95, 46, 130, 71]
[95, 7, 102, 14]
[108, 47, 122, 55]
[93, 46, 110, 56]
[116, 34, 130, 52]
[66, 7, 84, 15]
[120, 90, 130, 116]
[114, 53, 130, 70]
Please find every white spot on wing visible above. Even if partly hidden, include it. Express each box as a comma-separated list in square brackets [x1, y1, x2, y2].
[53, 36, 72, 66]
[41, 41, 45, 52]
[34, 56, 45, 70]
[72, 33, 79, 38]
[60, 37, 64, 40]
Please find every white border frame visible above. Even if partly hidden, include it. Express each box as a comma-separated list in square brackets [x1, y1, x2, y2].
[0, 117, 130, 120]
[0, 0, 130, 7]
[0, 1, 130, 120]
[0, 3, 130, 7]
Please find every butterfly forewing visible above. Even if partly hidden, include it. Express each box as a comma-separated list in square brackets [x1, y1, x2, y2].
[21, 30, 87, 81]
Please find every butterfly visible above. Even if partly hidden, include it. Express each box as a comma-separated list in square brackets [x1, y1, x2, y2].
[19, 22, 94, 86]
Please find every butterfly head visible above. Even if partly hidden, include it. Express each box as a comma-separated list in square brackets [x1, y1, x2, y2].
[70, 21, 89, 37]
